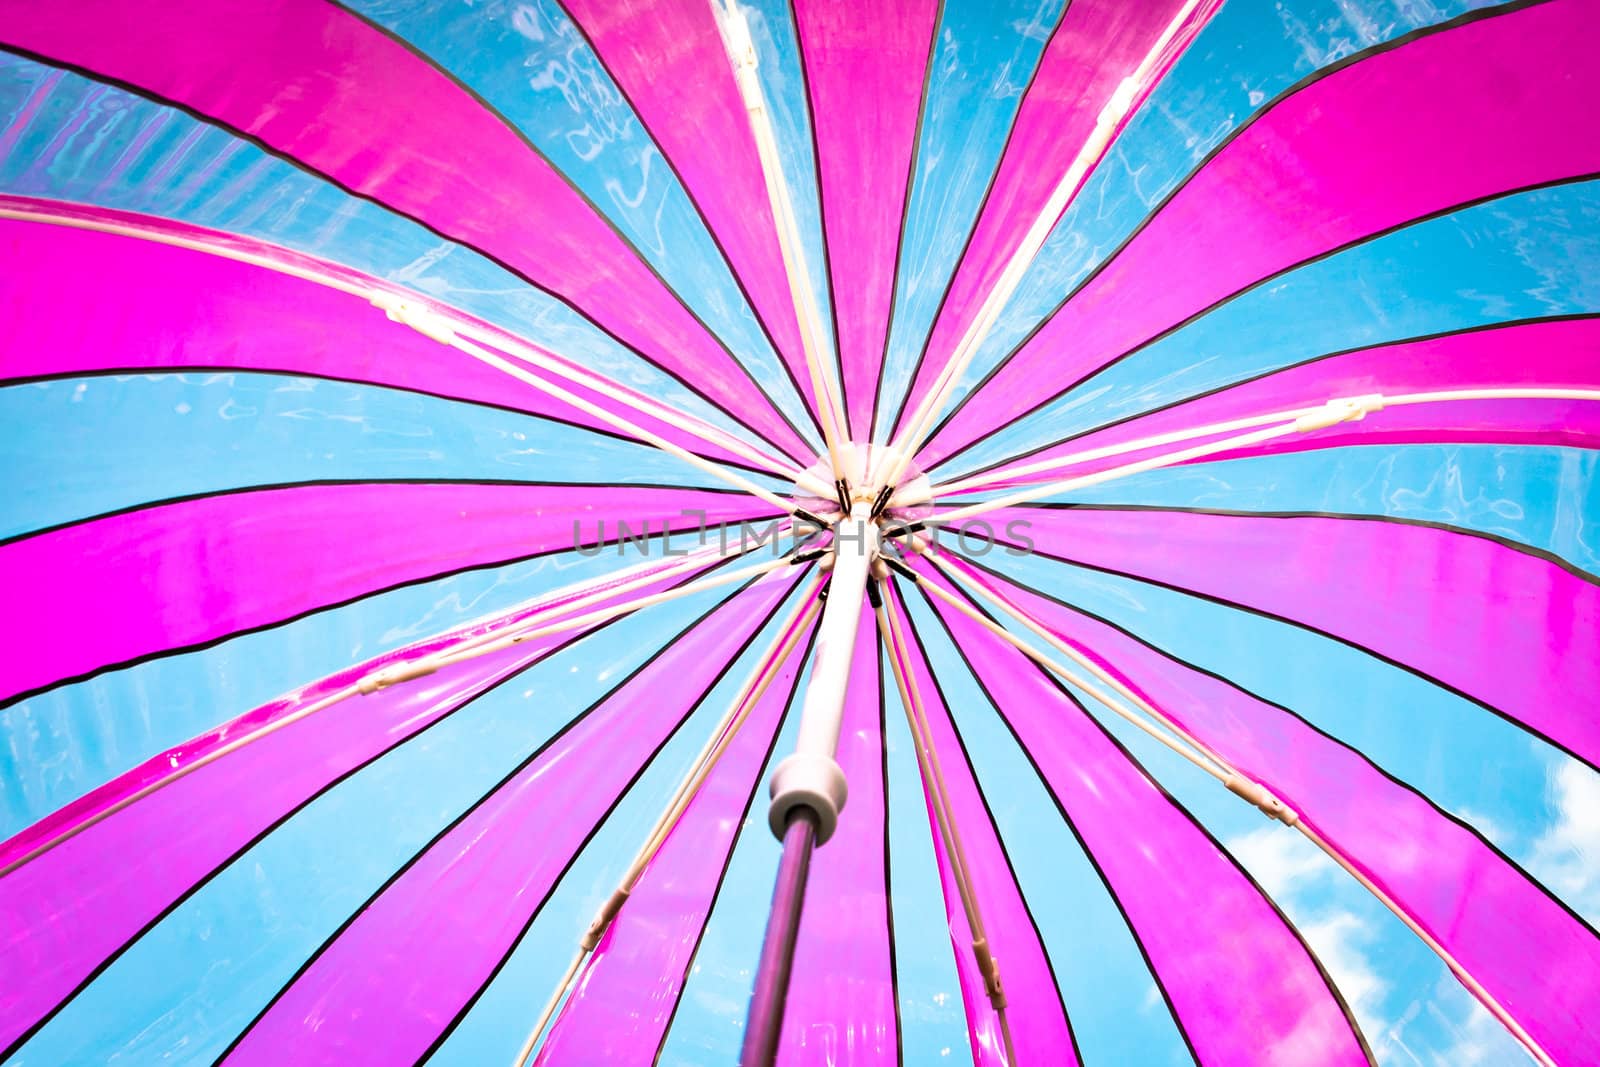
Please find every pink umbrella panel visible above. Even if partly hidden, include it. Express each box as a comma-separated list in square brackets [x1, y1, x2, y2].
[0, 0, 1598, 1065]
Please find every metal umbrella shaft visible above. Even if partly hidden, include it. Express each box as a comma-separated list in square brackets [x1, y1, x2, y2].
[741, 505, 877, 1063]
[740, 808, 819, 1066]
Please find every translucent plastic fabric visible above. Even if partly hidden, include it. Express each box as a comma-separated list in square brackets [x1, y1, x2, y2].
[926, 555, 1600, 1064]
[956, 317, 1600, 490]
[536, 586, 823, 1063]
[219, 574, 801, 1064]
[918, 0, 1600, 471]
[558, 0, 821, 423]
[962, 505, 1600, 772]
[885, 590, 1078, 1065]
[1, 480, 764, 702]
[0, 553, 735, 1051]
[890, 0, 1222, 443]
[0, 0, 814, 462]
[0, 202, 774, 472]
[790, 0, 938, 438]
[907, 583, 1372, 1067]
[2, 0, 1597, 1063]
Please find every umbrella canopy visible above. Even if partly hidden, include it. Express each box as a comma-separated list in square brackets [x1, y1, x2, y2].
[2, 1, 1597, 1065]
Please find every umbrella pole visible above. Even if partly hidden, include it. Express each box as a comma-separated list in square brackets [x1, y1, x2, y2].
[741, 807, 819, 1066]
[742, 505, 877, 1063]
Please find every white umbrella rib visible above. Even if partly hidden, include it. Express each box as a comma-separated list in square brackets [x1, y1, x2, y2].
[510, 577, 823, 1067]
[877, 588, 1020, 1066]
[709, 0, 855, 484]
[874, 0, 1209, 494]
[0, 529, 810, 879]
[915, 550, 1559, 1067]
[0, 201, 832, 503]
[931, 388, 1600, 500]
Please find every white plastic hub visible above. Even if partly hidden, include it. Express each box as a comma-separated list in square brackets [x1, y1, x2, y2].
[791, 442, 934, 518]
[765, 500, 876, 844]
[768, 752, 850, 843]
[767, 449, 935, 845]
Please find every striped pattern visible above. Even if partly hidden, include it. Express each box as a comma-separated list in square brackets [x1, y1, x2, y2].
[0, 1, 1596, 1063]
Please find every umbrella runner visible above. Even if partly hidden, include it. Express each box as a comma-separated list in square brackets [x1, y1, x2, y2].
[1, 1, 1598, 1065]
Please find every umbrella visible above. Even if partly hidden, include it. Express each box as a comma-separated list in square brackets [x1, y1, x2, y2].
[1, 0, 1597, 1063]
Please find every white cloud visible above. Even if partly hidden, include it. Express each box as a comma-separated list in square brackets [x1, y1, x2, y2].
[1417, 977, 1530, 1067]
[1447, 807, 1514, 851]
[1227, 824, 1326, 897]
[1300, 912, 1387, 1018]
[1526, 759, 1600, 923]
[1226, 826, 1391, 1053]
[1226, 814, 1548, 1067]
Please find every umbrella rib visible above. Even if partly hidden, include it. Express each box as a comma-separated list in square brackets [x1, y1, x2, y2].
[876, 586, 1018, 1065]
[916, 549, 1561, 1067]
[0, 201, 831, 502]
[928, 401, 1348, 498]
[873, 0, 1209, 493]
[387, 523, 802, 691]
[914, 552, 1231, 779]
[913, 415, 1321, 531]
[408, 312, 832, 518]
[511, 575, 825, 1067]
[709, 0, 854, 483]
[389, 541, 816, 683]
[929, 386, 1600, 498]
[905, 387, 1600, 528]
[432, 312, 834, 500]
[0, 527, 807, 881]
[363, 527, 815, 696]
[439, 535, 784, 661]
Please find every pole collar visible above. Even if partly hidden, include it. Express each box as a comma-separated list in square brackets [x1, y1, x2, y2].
[768, 752, 848, 844]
